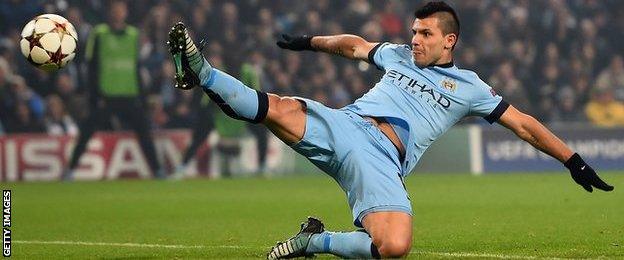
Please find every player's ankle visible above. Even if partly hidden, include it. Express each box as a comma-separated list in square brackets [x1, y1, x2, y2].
[199, 61, 214, 87]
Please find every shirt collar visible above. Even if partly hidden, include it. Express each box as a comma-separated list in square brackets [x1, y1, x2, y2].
[433, 61, 454, 68]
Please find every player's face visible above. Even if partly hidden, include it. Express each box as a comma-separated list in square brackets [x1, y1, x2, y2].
[411, 17, 448, 67]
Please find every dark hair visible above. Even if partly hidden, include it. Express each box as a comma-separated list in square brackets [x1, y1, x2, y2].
[414, 1, 460, 45]
[107, 0, 128, 9]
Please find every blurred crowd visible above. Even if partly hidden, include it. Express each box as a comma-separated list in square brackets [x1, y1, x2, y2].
[1, 0, 624, 136]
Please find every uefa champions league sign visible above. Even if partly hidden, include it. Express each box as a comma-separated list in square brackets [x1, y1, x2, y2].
[481, 126, 624, 172]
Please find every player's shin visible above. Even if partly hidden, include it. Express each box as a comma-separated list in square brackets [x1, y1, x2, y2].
[201, 68, 269, 123]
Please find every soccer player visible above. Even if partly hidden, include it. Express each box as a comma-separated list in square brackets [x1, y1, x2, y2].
[167, 1, 614, 258]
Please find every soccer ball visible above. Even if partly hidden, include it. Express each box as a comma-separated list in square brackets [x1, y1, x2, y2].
[20, 14, 78, 72]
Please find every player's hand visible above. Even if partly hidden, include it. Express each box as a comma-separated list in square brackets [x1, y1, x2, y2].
[276, 34, 315, 51]
[564, 153, 614, 192]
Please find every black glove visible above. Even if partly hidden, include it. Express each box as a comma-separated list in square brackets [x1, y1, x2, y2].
[564, 153, 614, 192]
[276, 34, 315, 51]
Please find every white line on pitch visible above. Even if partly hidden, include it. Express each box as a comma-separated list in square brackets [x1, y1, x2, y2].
[16, 240, 578, 259]
[411, 250, 569, 260]
[14, 240, 254, 249]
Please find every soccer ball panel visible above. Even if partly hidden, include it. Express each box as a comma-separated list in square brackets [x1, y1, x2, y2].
[65, 23, 78, 40]
[34, 18, 56, 34]
[38, 14, 68, 24]
[21, 20, 35, 37]
[20, 39, 30, 58]
[39, 32, 62, 52]
[60, 53, 76, 67]
[39, 63, 59, 72]
[60, 35, 76, 54]
[30, 46, 51, 64]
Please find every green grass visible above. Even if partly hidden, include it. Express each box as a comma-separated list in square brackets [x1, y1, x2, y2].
[4, 172, 624, 259]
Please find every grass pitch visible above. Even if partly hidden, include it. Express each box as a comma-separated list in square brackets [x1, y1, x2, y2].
[6, 172, 624, 259]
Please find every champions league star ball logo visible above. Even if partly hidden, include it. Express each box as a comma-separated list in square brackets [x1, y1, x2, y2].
[441, 78, 457, 92]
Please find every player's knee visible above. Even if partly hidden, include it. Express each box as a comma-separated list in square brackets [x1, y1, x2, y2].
[376, 237, 412, 258]
[266, 95, 304, 123]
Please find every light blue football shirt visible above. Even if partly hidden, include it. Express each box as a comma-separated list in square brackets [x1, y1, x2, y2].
[344, 42, 508, 175]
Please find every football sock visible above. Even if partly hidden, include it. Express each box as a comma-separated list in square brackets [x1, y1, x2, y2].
[199, 65, 268, 123]
[306, 231, 378, 258]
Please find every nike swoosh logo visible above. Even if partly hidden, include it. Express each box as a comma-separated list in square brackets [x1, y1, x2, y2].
[581, 165, 586, 170]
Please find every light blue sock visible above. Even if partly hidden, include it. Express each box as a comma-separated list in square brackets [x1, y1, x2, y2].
[199, 66, 268, 123]
[306, 231, 375, 258]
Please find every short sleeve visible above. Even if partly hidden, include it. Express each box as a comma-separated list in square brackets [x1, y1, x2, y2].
[469, 78, 508, 124]
[368, 42, 403, 70]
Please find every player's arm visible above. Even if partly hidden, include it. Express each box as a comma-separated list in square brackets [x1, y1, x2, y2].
[498, 105, 572, 163]
[497, 105, 614, 192]
[276, 34, 378, 62]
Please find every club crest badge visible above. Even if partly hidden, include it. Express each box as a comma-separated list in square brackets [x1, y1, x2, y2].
[441, 78, 457, 92]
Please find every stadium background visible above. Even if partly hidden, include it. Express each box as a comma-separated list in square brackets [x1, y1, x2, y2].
[0, 0, 623, 178]
[1, 1, 623, 259]
[1, 0, 624, 178]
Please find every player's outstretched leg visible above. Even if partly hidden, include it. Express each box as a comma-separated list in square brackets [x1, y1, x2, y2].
[267, 217, 381, 259]
[167, 22, 268, 124]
